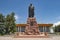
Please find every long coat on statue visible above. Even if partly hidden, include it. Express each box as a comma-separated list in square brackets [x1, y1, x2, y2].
[29, 4, 34, 17]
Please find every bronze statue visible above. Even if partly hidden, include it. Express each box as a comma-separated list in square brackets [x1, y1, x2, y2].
[25, 4, 40, 35]
[29, 4, 34, 17]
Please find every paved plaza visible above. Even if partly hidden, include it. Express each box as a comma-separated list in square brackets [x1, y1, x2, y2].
[0, 35, 60, 40]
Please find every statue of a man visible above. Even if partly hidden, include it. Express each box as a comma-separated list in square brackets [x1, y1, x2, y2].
[29, 4, 34, 17]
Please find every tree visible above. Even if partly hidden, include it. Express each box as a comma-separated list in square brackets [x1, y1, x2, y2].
[5, 14, 11, 34]
[5, 12, 16, 34]
[54, 25, 60, 32]
[9, 12, 16, 33]
[0, 13, 5, 35]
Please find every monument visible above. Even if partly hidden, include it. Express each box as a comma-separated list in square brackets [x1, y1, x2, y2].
[25, 4, 40, 35]
[15, 4, 50, 38]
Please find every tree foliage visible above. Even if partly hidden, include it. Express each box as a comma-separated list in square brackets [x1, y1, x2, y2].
[0, 12, 16, 35]
[0, 13, 5, 35]
[54, 25, 60, 32]
[5, 12, 16, 34]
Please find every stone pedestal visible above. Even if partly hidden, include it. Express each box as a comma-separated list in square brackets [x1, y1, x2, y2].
[25, 17, 40, 35]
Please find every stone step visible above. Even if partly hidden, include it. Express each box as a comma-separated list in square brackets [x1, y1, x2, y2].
[14, 35, 49, 38]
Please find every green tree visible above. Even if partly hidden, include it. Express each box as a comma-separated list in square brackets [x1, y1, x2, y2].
[9, 12, 16, 33]
[5, 12, 16, 34]
[0, 13, 5, 35]
[5, 14, 11, 34]
[54, 25, 60, 32]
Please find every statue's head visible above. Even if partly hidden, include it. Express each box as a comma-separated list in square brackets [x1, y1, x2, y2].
[29, 3, 34, 9]
[30, 3, 32, 6]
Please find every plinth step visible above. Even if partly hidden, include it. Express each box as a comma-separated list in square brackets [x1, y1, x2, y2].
[14, 35, 49, 38]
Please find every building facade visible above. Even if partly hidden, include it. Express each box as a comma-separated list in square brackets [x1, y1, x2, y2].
[16, 24, 53, 33]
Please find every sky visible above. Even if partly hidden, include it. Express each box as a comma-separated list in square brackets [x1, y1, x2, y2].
[0, 0, 60, 24]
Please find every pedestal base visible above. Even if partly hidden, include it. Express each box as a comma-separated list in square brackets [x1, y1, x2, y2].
[15, 32, 48, 38]
[15, 33, 48, 38]
[25, 17, 40, 35]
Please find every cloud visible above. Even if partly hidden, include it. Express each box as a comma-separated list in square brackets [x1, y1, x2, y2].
[14, 15, 19, 23]
[14, 15, 23, 24]
[53, 21, 60, 27]
[14, 15, 18, 20]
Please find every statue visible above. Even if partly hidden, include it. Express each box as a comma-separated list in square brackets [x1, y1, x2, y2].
[25, 4, 40, 35]
[29, 4, 34, 17]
